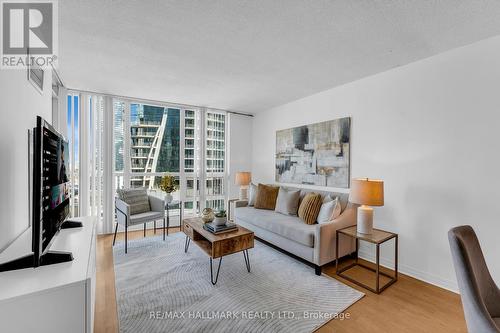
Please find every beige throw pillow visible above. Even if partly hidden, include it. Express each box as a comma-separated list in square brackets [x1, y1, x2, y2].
[274, 187, 301, 215]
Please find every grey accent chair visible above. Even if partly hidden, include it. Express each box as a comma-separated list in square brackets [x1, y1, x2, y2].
[448, 225, 500, 333]
[114, 189, 166, 253]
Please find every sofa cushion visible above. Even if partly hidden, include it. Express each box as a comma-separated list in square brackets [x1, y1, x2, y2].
[275, 187, 301, 215]
[254, 184, 279, 210]
[298, 192, 322, 225]
[117, 188, 151, 215]
[235, 207, 315, 247]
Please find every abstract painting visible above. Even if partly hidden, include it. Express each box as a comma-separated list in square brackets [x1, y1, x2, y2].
[275, 117, 351, 188]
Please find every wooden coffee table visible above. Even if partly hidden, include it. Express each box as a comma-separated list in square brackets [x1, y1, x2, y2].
[182, 217, 254, 285]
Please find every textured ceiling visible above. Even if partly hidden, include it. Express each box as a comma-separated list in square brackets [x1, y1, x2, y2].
[59, 1, 500, 113]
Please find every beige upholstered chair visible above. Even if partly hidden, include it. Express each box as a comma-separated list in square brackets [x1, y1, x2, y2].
[448, 225, 500, 332]
[114, 189, 165, 253]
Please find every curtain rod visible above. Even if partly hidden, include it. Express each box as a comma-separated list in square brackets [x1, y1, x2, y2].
[66, 87, 254, 117]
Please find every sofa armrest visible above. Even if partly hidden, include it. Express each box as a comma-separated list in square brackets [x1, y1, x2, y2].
[228, 199, 248, 221]
[149, 195, 165, 213]
[115, 198, 131, 226]
[313, 203, 358, 266]
[234, 200, 248, 208]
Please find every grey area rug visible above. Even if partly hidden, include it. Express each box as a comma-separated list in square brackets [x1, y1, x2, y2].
[113, 232, 364, 333]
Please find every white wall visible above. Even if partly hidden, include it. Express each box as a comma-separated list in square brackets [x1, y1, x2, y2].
[0, 69, 52, 251]
[251, 35, 500, 292]
[228, 113, 253, 200]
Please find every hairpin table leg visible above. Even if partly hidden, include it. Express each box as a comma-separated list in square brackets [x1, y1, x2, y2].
[210, 257, 223, 285]
[184, 236, 190, 253]
[243, 250, 251, 272]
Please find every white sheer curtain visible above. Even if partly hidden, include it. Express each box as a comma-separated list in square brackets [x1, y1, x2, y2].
[57, 92, 114, 234]
[82, 94, 114, 234]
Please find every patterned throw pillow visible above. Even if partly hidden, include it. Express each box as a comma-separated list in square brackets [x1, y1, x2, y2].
[254, 184, 280, 210]
[275, 187, 301, 215]
[298, 192, 323, 225]
[117, 188, 151, 215]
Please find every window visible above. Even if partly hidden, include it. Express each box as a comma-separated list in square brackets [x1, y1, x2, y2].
[205, 111, 226, 211]
[112, 102, 227, 218]
[67, 94, 80, 217]
[182, 109, 201, 215]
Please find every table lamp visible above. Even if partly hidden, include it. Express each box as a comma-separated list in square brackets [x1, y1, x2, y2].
[235, 172, 251, 200]
[349, 178, 384, 234]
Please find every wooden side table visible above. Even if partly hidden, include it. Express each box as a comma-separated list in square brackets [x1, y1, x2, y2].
[336, 226, 398, 294]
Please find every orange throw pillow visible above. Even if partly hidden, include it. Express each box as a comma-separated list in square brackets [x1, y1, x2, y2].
[298, 193, 323, 225]
[254, 184, 280, 210]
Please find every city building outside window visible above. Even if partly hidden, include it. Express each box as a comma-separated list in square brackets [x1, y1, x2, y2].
[205, 111, 226, 211]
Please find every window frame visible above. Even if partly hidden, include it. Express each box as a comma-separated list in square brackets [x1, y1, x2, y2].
[112, 100, 229, 217]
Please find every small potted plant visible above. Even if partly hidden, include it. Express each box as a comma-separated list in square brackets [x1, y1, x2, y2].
[213, 210, 227, 226]
[159, 175, 179, 204]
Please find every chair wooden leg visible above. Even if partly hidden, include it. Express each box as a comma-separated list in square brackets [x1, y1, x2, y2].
[143, 223, 146, 237]
[154, 221, 156, 234]
[125, 224, 128, 254]
[112, 223, 118, 246]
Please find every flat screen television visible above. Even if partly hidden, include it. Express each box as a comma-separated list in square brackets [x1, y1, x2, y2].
[0, 116, 80, 272]
[31, 116, 76, 266]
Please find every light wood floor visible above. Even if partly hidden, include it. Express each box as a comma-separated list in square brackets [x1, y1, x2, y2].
[95, 228, 467, 333]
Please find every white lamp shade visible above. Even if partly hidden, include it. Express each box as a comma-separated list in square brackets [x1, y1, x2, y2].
[235, 172, 252, 186]
[349, 178, 384, 206]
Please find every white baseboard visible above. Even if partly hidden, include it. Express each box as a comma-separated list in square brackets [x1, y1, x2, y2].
[358, 250, 459, 294]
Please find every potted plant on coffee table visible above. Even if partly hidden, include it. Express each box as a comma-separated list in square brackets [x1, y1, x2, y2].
[159, 175, 179, 204]
[213, 210, 227, 226]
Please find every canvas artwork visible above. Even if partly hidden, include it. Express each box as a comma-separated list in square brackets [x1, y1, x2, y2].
[275, 117, 351, 188]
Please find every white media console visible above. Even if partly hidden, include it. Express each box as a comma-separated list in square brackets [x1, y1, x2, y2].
[0, 217, 96, 333]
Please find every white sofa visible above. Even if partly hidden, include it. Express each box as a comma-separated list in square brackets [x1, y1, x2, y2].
[233, 188, 357, 275]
